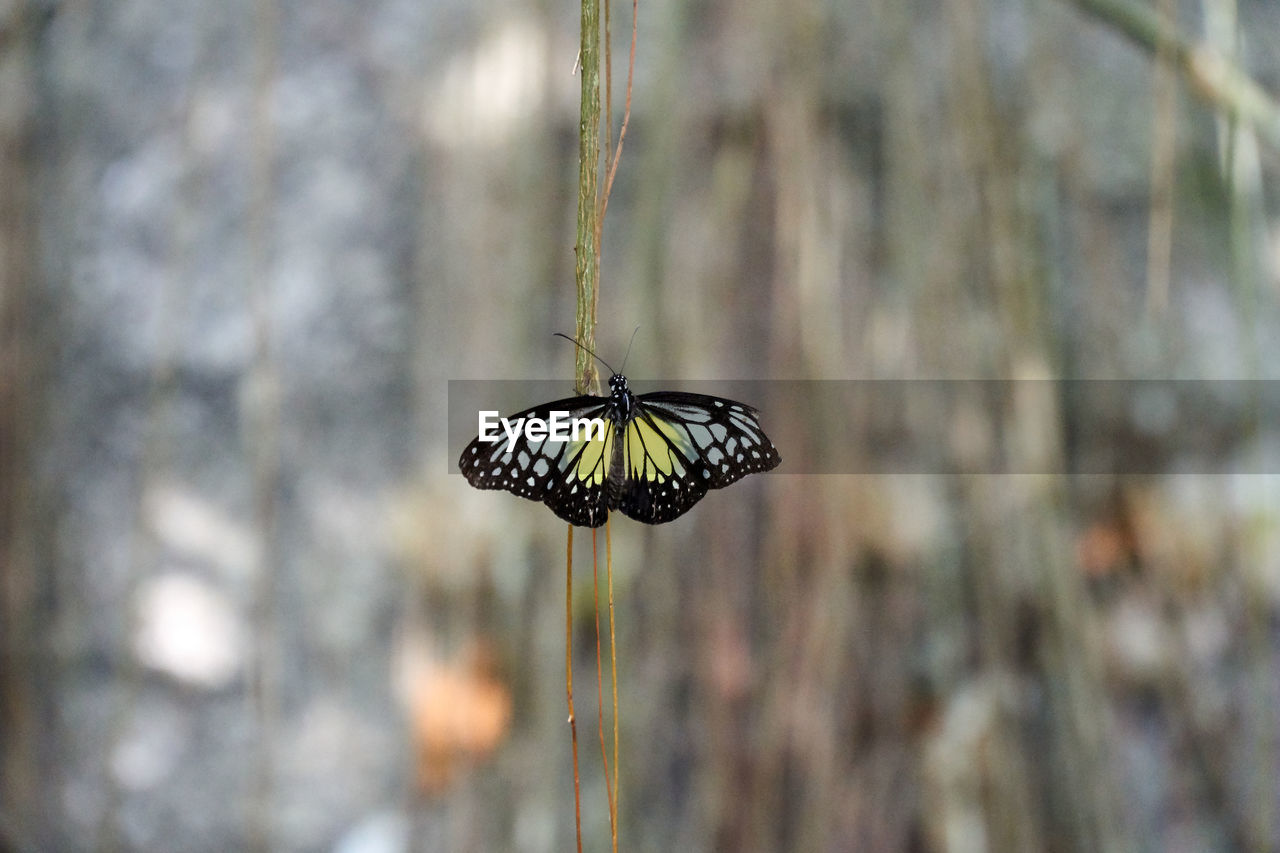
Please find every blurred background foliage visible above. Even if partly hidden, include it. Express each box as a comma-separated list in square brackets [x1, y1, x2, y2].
[4, 0, 1280, 850]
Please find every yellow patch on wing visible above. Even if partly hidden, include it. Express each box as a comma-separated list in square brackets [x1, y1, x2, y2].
[570, 430, 612, 485]
[626, 416, 691, 479]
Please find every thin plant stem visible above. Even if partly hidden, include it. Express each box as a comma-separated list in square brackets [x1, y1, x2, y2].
[570, 0, 597, 842]
[598, 0, 613, 323]
[607, 514, 619, 853]
[567, 525, 584, 853]
[574, 0, 602, 395]
[597, 0, 637, 236]
[572, 0, 631, 846]
[604, 0, 613, 169]
[592, 528, 616, 842]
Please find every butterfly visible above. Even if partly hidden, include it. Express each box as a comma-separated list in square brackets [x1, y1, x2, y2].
[458, 338, 781, 527]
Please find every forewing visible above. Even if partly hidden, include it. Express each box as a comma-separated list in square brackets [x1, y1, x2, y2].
[458, 395, 614, 526]
[635, 392, 781, 486]
[615, 392, 780, 524]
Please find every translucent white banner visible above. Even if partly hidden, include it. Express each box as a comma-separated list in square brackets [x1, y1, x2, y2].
[447, 380, 1280, 474]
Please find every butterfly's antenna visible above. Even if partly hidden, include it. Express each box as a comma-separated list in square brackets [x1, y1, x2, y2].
[619, 325, 640, 375]
[554, 332, 617, 376]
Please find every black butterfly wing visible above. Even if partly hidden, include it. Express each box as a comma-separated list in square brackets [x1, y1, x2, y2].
[614, 391, 782, 524]
[458, 395, 616, 527]
[611, 406, 710, 524]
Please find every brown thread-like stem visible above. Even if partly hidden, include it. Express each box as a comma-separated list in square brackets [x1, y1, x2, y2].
[571, 0, 600, 845]
[566, 525, 583, 853]
[607, 514, 619, 852]
[592, 528, 616, 843]
[597, 0, 637, 237]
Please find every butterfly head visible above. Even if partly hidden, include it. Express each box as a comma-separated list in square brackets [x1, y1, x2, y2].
[607, 373, 633, 421]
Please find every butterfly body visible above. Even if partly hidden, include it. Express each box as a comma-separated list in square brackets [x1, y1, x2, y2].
[459, 373, 780, 527]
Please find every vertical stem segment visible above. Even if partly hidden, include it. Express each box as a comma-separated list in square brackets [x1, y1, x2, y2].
[570, 1, 601, 848]
[575, 0, 602, 395]
[592, 529, 616, 842]
[607, 515, 619, 852]
[567, 525, 584, 852]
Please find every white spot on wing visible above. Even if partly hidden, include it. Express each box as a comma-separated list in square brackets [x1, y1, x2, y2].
[688, 424, 714, 448]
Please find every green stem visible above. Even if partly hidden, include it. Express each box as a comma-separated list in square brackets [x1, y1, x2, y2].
[575, 0, 602, 394]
